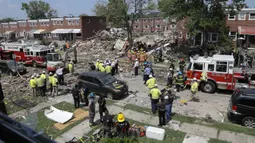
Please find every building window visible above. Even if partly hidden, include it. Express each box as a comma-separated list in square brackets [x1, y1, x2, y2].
[144, 25, 149, 29]
[135, 25, 139, 28]
[143, 19, 147, 22]
[57, 21, 59, 25]
[86, 19, 90, 23]
[229, 32, 237, 41]
[76, 20, 79, 25]
[157, 25, 161, 28]
[53, 21, 56, 25]
[249, 13, 255, 20]
[186, 33, 190, 39]
[72, 20, 75, 25]
[238, 13, 246, 20]
[60, 21, 63, 25]
[208, 33, 218, 42]
[228, 14, 235, 20]
[99, 19, 103, 23]
[68, 20, 71, 25]
[179, 32, 183, 38]
[171, 24, 176, 28]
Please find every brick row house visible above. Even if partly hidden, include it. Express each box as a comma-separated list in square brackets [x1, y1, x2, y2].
[0, 16, 106, 41]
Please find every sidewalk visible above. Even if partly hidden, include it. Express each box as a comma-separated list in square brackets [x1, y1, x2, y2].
[55, 104, 255, 143]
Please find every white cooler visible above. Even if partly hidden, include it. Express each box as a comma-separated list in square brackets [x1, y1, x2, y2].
[146, 126, 165, 141]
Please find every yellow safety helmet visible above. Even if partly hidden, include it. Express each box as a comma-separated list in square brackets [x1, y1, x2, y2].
[117, 112, 125, 122]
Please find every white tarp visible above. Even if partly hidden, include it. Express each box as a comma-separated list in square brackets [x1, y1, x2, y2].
[44, 106, 73, 124]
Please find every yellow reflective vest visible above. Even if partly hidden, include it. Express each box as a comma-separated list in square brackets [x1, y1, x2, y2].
[68, 63, 73, 72]
[146, 78, 156, 89]
[105, 65, 112, 73]
[191, 81, 199, 92]
[100, 66, 105, 72]
[36, 77, 44, 87]
[52, 77, 58, 87]
[150, 88, 161, 99]
[29, 79, 36, 88]
[95, 62, 99, 69]
[99, 63, 103, 71]
[40, 74, 46, 80]
[48, 75, 53, 84]
[201, 70, 207, 81]
[175, 75, 184, 85]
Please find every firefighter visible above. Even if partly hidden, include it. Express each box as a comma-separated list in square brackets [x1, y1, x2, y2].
[111, 59, 116, 76]
[200, 70, 208, 82]
[95, 59, 100, 71]
[162, 89, 174, 123]
[102, 110, 114, 138]
[89, 92, 96, 127]
[133, 59, 139, 76]
[191, 78, 199, 100]
[114, 57, 119, 74]
[105, 63, 112, 74]
[140, 50, 146, 67]
[36, 74, 44, 96]
[98, 95, 108, 122]
[175, 71, 184, 92]
[149, 84, 161, 114]
[98, 60, 104, 71]
[83, 87, 89, 106]
[116, 112, 130, 138]
[179, 58, 186, 73]
[29, 75, 36, 96]
[131, 50, 137, 65]
[127, 49, 132, 62]
[52, 74, 58, 97]
[146, 75, 156, 90]
[72, 84, 80, 108]
[68, 61, 74, 74]
[167, 68, 174, 87]
[48, 72, 53, 95]
[157, 99, 166, 126]
[40, 71, 46, 96]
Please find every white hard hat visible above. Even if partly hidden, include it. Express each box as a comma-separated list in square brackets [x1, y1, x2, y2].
[169, 68, 173, 71]
[149, 75, 153, 78]
[42, 71, 45, 73]
[97, 59, 99, 61]
[193, 77, 197, 80]
[135, 58, 138, 61]
[164, 95, 169, 100]
[154, 84, 158, 87]
[36, 74, 40, 77]
[31, 75, 34, 78]
[49, 72, 53, 75]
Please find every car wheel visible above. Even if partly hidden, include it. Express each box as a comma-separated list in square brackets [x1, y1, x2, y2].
[242, 117, 255, 128]
[202, 81, 216, 93]
[106, 92, 114, 100]
[33, 61, 37, 68]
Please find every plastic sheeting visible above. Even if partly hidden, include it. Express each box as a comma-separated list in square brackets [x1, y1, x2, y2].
[44, 106, 73, 124]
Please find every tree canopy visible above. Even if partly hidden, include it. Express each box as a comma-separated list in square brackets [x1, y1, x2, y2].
[158, 0, 246, 51]
[0, 18, 15, 23]
[21, 0, 58, 20]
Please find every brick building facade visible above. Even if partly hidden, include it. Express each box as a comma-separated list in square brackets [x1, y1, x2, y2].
[0, 16, 106, 41]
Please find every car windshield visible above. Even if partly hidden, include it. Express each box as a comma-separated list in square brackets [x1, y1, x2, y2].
[100, 75, 116, 85]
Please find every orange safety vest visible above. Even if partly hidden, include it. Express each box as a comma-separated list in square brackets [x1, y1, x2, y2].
[140, 53, 146, 62]
[136, 52, 140, 60]
[127, 50, 131, 59]
[66, 43, 70, 49]
[131, 52, 137, 61]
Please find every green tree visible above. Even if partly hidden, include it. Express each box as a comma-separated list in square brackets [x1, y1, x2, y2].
[0, 18, 15, 23]
[93, 0, 156, 45]
[21, 0, 58, 19]
[158, 0, 246, 52]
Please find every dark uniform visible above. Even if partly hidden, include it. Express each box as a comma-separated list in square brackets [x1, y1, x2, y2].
[83, 88, 89, 106]
[116, 120, 130, 138]
[98, 96, 108, 122]
[179, 60, 186, 73]
[102, 111, 114, 138]
[161, 90, 174, 122]
[175, 74, 184, 92]
[167, 71, 173, 87]
[89, 93, 96, 126]
[157, 100, 166, 126]
[72, 85, 80, 108]
[90, 62, 96, 71]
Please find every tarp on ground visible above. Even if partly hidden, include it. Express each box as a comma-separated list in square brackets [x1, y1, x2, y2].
[44, 106, 73, 124]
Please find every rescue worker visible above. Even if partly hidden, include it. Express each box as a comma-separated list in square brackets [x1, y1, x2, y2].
[131, 50, 137, 65]
[100, 64, 106, 72]
[144, 65, 152, 84]
[157, 99, 166, 126]
[200, 70, 208, 82]
[105, 63, 112, 74]
[29, 75, 37, 96]
[72, 84, 80, 108]
[36, 74, 44, 96]
[89, 92, 96, 127]
[98, 96, 108, 122]
[102, 110, 114, 138]
[68, 61, 74, 74]
[104, 58, 110, 66]
[56, 66, 64, 85]
[179, 58, 186, 73]
[191, 78, 199, 100]
[127, 49, 132, 62]
[89, 62, 96, 71]
[95, 59, 100, 71]
[40, 71, 46, 96]
[149, 84, 161, 114]
[48, 72, 53, 95]
[175, 71, 184, 92]
[140, 50, 146, 67]
[116, 112, 130, 138]
[99, 60, 105, 72]
[111, 59, 116, 76]
[167, 68, 174, 87]
[134, 58, 139, 76]
[83, 87, 89, 106]
[146, 75, 156, 90]
[115, 57, 119, 74]
[52, 74, 58, 97]
[162, 89, 174, 123]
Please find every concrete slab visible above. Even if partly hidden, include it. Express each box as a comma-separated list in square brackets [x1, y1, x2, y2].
[182, 134, 210, 143]
[180, 123, 218, 138]
[107, 105, 124, 115]
[113, 101, 127, 107]
[147, 116, 158, 126]
[218, 130, 255, 143]
[122, 109, 153, 123]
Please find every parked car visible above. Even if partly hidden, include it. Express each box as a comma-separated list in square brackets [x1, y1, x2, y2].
[227, 88, 255, 128]
[77, 71, 128, 99]
[0, 60, 27, 76]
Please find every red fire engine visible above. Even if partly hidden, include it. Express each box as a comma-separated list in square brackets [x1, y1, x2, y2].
[185, 55, 246, 93]
[1, 42, 52, 67]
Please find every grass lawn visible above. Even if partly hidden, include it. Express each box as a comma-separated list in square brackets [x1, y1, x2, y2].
[36, 102, 87, 139]
[208, 138, 230, 143]
[123, 103, 255, 137]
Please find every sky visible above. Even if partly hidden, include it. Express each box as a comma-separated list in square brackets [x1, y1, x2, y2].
[0, 0, 254, 19]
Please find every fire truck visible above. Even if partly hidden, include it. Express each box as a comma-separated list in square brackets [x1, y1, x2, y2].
[185, 54, 246, 93]
[1, 42, 52, 67]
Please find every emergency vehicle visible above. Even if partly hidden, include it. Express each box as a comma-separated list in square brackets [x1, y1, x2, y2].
[1, 42, 52, 67]
[185, 54, 246, 93]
